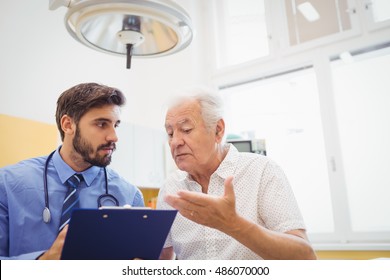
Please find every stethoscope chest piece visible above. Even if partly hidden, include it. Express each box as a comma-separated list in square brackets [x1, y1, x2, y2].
[43, 207, 51, 223]
[42, 150, 118, 224]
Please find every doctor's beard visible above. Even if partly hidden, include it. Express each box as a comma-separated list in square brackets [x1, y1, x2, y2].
[72, 126, 116, 167]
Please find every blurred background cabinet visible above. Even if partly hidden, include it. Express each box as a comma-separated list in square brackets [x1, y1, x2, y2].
[110, 122, 166, 206]
[111, 122, 166, 189]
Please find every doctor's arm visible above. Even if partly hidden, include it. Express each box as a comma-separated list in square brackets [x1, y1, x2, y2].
[0, 200, 45, 259]
[164, 176, 317, 260]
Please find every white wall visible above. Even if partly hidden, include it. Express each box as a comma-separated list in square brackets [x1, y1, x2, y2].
[0, 0, 210, 131]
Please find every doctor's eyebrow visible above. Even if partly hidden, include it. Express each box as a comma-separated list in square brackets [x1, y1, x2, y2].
[93, 118, 121, 125]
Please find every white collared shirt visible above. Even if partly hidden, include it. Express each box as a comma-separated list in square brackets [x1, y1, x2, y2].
[157, 144, 305, 260]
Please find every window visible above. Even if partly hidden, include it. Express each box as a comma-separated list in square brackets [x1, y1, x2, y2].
[364, 0, 390, 30]
[367, 0, 390, 23]
[221, 67, 334, 235]
[331, 47, 390, 235]
[283, 0, 355, 46]
[213, 0, 270, 67]
[213, 0, 390, 249]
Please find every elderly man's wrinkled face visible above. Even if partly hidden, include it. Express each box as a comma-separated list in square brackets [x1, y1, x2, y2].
[165, 99, 221, 175]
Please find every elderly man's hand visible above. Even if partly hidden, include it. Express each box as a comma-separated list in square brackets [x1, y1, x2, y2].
[164, 176, 239, 233]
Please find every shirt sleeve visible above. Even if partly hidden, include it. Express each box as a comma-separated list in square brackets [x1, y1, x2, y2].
[0, 250, 46, 260]
[258, 160, 306, 233]
[0, 170, 10, 259]
[0, 171, 46, 260]
[132, 190, 145, 207]
[156, 183, 174, 248]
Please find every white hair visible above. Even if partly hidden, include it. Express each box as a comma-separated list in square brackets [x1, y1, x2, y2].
[167, 86, 225, 132]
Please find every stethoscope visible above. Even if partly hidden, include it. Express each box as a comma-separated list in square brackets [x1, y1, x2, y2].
[42, 150, 119, 223]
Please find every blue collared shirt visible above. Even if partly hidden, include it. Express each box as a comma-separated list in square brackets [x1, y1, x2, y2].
[0, 147, 144, 259]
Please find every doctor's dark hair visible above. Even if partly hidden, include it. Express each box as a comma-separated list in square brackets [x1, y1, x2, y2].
[55, 82, 126, 141]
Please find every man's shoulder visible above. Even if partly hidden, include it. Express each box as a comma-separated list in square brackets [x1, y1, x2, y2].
[104, 167, 137, 188]
[104, 167, 127, 181]
[162, 170, 187, 191]
[0, 156, 47, 173]
[233, 151, 271, 167]
[166, 169, 187, 182]
[0, 156, 47, 190]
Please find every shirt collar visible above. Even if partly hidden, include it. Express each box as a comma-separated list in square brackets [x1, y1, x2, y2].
[213, 143, 239, 179]
[52, 146, 102, 187]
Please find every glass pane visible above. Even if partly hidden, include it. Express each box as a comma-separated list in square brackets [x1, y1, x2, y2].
[216, 0, 269, 67]
[370, 0, 390, 23]
[285, 0, 352, 45]
[221, 68, 333, 234]
[331, 48, 390, 232]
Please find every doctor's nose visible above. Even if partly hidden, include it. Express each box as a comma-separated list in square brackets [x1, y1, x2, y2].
[107, 127, 119, 143]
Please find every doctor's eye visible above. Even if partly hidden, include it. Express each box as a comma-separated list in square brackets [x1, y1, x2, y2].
[97, 122, 107, 128]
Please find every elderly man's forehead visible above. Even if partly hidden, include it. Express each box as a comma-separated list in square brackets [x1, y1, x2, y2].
[165, 115, 197, 128]
[165, 104, 202, 128]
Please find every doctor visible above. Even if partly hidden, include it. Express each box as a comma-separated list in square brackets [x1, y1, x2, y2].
[0, 82, 144, 260]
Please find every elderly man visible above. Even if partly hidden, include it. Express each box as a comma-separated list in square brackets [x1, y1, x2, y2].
[157, 87, 316, 260]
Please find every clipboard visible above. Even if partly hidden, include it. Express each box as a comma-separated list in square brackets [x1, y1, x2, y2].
[60, 208, 177, 260]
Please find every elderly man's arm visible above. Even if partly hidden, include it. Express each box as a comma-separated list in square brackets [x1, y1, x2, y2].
[224, 216, 316, 259]
[164, 176, 317, 260]
[159, 247, 175, 260]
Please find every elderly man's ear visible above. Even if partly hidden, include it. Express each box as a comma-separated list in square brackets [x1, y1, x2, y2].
[215, 119, 225, 142]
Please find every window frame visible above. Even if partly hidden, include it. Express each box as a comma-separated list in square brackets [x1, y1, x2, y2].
[209, 0, 390, 250]
[362, 0, 390, 32]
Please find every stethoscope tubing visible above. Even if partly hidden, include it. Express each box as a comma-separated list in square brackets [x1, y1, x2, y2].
[42, 150, 119, 223]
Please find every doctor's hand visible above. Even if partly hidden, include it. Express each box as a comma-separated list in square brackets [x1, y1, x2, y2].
[164, 176, 239, 233]
[38, 225, 68, 260]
